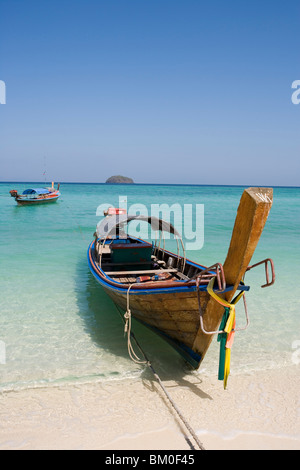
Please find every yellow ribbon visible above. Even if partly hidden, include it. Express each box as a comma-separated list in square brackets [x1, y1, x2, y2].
[224, 349, 231, 389]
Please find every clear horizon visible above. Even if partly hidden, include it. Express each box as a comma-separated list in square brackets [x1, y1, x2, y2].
[1, 180, 299, 189]
[0, 0, 299, 186]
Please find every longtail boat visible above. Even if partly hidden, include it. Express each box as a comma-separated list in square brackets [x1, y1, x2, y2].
[87, 188, 275, 384]
[9, 182, 61, 205]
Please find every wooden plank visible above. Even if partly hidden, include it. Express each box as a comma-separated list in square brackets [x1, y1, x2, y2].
[104, 286, 202, 349]
[101, 261, 151, 266]
[223, 187, 273, 300]
[104, 268, 178, 275]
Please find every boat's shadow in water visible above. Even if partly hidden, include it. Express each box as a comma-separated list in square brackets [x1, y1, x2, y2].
[79, 266, 211, 401]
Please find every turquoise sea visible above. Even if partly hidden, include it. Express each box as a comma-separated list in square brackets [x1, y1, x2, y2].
[0, 183, 299, 392]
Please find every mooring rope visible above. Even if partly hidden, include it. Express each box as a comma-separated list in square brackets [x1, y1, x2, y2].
[115, 284, 206, 451]
[148, 362, 206, 451]
[123, 284, 148, 365]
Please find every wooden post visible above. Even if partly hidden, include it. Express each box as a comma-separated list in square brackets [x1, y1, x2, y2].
[192, 187, 273, 365]
[223, 187, 273, 301]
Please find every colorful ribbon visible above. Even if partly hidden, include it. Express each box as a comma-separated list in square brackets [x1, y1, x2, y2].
[207, 277, 244, 389]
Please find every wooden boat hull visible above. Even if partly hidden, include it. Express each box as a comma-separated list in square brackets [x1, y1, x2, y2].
[16, 193, 60, 205]
[103, 283, 208, 367]
[88, 242, 248, 368]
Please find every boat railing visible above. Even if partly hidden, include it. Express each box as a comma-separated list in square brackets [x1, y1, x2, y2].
[245, 258, 275, 288]
[193, 263, 226, 290]
[195, 258, 275, 335]
[152, 230, 186, 274]
[196, 267, 250, 335]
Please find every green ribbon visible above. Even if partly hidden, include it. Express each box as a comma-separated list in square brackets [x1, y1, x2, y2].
[217, 307, 230, 381]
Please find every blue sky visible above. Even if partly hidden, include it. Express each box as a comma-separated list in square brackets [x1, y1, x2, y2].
[0, 0, 299, 185]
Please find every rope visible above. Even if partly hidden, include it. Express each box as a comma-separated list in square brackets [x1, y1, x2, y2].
[115, 285, 206, 451]
[123, 284, 148, 365]
[149, 364, 206, 451]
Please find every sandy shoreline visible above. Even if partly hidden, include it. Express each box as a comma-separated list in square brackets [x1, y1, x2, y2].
[0, 365, 299, 450]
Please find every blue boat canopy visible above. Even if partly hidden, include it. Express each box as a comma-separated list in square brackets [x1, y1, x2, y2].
[22, 188, 50, 195]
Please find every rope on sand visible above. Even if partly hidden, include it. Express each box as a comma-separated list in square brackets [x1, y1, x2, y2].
[115, 286, 206, 451]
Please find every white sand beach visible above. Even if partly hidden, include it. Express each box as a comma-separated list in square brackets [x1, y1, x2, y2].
[0, 365, 299, 451]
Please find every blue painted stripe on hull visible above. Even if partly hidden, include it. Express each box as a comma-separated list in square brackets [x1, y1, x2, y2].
[87, 242, 250, 296]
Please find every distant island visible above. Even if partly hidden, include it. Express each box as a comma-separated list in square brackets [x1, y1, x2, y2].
[105, 175, 134, 184]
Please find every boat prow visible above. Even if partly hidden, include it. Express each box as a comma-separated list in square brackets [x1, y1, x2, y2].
[192, 187, 274, 363]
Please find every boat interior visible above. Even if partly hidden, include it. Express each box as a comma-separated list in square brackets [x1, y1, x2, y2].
[93, 236, 216, 286]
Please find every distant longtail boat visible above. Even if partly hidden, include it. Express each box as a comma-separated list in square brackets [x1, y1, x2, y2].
[9, 182, 61, 205]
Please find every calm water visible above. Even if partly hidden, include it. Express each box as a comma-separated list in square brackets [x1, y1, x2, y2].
[0, 183, 299, 391]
